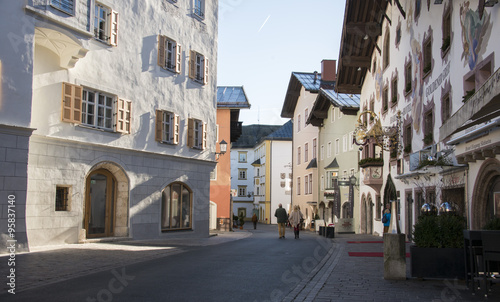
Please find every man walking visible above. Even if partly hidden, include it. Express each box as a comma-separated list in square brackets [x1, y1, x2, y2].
[275, 203, 288, 239]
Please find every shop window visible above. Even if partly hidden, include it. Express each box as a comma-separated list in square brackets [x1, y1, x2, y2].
[161, 183, 192, 231]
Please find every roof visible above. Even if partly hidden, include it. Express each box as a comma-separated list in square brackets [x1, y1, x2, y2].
[217, 86, 251, 109]
[325, 158, 340, 169]
[264, 120, 293, 140]
[281, 72, 335, 118]
[336, 0, 390, 94]
[307, 88, 360, 127]
[306, 158, 317, 169]
[232, 124, 282, 148]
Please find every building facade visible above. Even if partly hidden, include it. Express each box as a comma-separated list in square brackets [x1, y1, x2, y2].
[336, 0, 500, 237]
[0, 0, 219, 252]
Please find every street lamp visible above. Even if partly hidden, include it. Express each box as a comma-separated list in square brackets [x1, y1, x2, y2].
[215, 139, 227, 160]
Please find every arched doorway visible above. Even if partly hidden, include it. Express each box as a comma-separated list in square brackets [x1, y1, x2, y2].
[85, 169, 117, 238]
[472, 159, 500, 229]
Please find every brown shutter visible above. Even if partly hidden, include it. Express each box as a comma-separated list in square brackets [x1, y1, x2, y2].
[203, 57, 209, 85]
[155, 110, 163, 142]
[188, 50, 196, 79]
[173, 114, 180, 144]
[202, 122, 207, 150]
[158, 35, 166, 68]
[116, 99, 131, 134]
[187, 118, 194, 148]
[109, 10, 119, 46]
[61, 82, 82, 124]
[175, 43, 182, 73]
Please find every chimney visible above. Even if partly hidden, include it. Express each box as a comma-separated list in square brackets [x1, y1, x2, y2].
[321, 59, 337, 82]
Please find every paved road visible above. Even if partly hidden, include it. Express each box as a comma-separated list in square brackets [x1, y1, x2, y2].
[1, 224, 332, 301]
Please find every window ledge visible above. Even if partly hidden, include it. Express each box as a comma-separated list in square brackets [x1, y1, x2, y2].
[77, 124, 116, 133]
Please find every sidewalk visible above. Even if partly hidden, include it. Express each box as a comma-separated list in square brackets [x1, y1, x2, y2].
[1, 231, 251, 294]
[283, 233, 500, 302]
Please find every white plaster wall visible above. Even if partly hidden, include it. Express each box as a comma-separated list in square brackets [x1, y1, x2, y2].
[270, 140, 292, 224]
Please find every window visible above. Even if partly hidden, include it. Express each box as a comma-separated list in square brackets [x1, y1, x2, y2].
[308, 173, 312, 195]
[423, 37, 432, 75]
[194, 0, 205, 19]
[312, 138, 317, 159]
[404, 123, 412, 153]
[335, 139, 340, 155]
[331, 107, 335, 122]
[55, 186, 70, 211]
[327, 171, 338, 189]
[350, 169, 355, 176]
[61, 83, 131, 133]
[238, 152, 247, 163]
[391, 77, 398, 105]
[423, 110, 434, 145]
[297, 147, 301, 165]
[405, 62, 412, 95]
[304, 109, 308, 128]
[349, 132, 354, 150]
[187, 118, 207, 150]
[343, 135, 347, 152]
[189, 50, 208, 84]
[320, 145, 324, 160]
[238, 186, 247, 197]
[297, 115, 301, 132]
[158, 35, 182, 73]
[238, 169, 247, 180]
[297, 177, 301, 195]
[383, 31, 390, 69]
[396, 24, 401, 46]
[51, 0, 74, 14]
[304, 143, 308, 162]
[156, 110, 179, 144]
[210, 167, 217, 180]
[327, 142, 332, 158]
[442, 8, 451, 54]
[442, 93, 451, 122]
[415, 0, 421, 19]
[382, 86, 389, 112]
[161, 183, 192, 230]
[304, 175, 309, 194]
[82, 89, 114, 130]
[321, 175, 324, 191]
[94, 3, 118, 46]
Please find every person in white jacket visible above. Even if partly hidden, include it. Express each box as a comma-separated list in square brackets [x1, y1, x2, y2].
[289, 205, 304, 239]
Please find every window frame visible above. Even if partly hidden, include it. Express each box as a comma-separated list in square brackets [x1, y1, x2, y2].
[161, 182, 193, 231]
[423, 36, 432, 77]
[304, 143, 309, 163]
[382, 85, 389, 113]
[187, 118, 207, 150]
[81, 88, 114, 131]
[155, 110, 180, 144]
[193, 0, 205, 19]
[55, 185, 71, 211]
[158, 35, 182, 73]
[405, 62, 412, 96]
[50, 0, 74, 15]
[238, 169, 247, 180]
[391, 77, 398, 106]
[94, 3, 118, 46]
[189, 50, 208, 84]
[238, 152, 247, 163]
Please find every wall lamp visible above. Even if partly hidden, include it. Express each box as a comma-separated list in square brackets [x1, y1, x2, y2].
[215, 139, 228, 160]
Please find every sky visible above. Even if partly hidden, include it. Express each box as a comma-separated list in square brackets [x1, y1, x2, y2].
[217, 0, 347, 126]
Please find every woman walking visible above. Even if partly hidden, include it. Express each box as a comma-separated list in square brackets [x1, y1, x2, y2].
[289, 205, 304, 239]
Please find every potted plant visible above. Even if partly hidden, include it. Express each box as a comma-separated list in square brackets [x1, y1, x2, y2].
[238, 213, 245, 229]
[411, 212, 467, 279]
[423, 133, 433, 145]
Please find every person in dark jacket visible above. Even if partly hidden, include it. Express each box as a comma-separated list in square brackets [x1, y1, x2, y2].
[251, 213, 258, 229]
[275, 203, 288, 239]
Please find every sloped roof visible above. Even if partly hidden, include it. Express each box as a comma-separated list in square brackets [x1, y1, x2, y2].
[281, 72, 335, 118]
[325, 158, 340, 169]
[308, 88, 360, 127]
[232, 124, 282, 148]
[306, 158, 317, 169]
[217, 86, 251, 109]
[265, 120, 293, 140]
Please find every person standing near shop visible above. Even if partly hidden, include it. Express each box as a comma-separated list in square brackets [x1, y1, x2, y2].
[275, 203, 288, 239]
[251, 213, 258, 229]
[382, 204, 391, 233]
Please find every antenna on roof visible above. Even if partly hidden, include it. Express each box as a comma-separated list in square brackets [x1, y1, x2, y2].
[313, 71, 318, 84]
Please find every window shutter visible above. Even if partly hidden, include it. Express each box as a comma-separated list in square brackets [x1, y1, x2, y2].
[109, 10, 119, 46]
[175, 43, 182, 73]
[61, 82, 82, 124]
[155, 110, 163, 142]
[202, 122, 207, 150]
[187, 118, 194, 148]
[116, 99, 131, 134]
[173, 114, 180, 144]
[203, 57, 209, 85]
[158, 35, 166, 68]
[188, 50, 196, 79]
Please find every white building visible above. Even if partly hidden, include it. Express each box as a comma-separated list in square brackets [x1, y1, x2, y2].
[336, 0, 500, 237]
[231, 124, 281, 221]
[0, 0, 218, 252]
[252, 121, 293, 224]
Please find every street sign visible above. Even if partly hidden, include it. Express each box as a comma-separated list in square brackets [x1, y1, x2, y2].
[337, 180, 350, 186]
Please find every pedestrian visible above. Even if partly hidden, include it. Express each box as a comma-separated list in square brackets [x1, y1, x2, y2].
[252, 213, 258, 229]
[289, 205, 304, 239]
[274, 203, 288, 239]
[382, 204, 391, 233]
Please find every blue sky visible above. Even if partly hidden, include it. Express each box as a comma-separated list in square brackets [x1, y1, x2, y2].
[217, 0, 346, 126]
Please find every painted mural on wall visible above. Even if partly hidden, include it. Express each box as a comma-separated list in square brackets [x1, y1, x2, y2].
[405, 3, 424, 135]
[460, 1, 491, 70]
